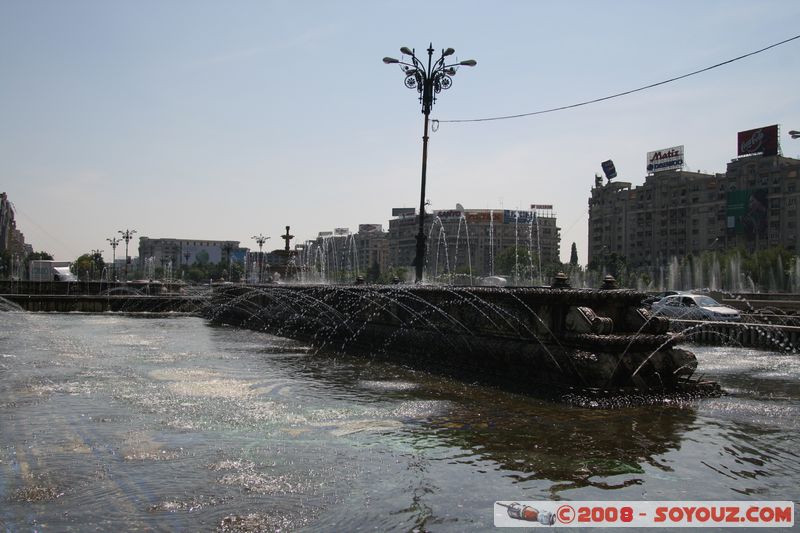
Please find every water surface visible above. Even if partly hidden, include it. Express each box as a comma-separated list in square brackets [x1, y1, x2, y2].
[1, 313, 798, 531]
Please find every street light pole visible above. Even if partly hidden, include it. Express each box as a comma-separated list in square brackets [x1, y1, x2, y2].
[118, 229, 137, 282]
[107, 237, 120, 281]
[384, 44, 476, 283]
[251, 234, 270, 283]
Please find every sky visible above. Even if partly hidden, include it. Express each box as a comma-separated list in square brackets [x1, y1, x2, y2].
[2, 0, 799, 264]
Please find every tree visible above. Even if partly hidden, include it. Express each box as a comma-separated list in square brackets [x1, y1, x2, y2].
[496, 247, 541, 279]
[570, 242, 579, 266]
[27, 251, 54, 261]
[72, 252, 105, 281]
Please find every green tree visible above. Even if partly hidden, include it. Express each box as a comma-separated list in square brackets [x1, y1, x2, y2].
[27, 251, 54, 261]
[72, 252, 105, 281]
[570, 242, 579, 266]
[73, 254, 93, 280]
[495, 247, 533, 279]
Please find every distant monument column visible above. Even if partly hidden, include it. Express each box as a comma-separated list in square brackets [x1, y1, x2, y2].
[281, 226, 294, 252]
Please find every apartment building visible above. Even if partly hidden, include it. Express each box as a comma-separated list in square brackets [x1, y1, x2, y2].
[588, 127, 800, 268]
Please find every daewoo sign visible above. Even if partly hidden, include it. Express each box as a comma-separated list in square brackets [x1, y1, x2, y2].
[647, 145, 684, 173]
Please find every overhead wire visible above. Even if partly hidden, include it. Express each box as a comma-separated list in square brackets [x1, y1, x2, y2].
[434, 34, 800, 126]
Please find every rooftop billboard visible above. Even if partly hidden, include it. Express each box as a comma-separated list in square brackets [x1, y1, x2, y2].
[646, 145, 684, 173]
[391, 207, 415, 217]
[358, 224, 383, 233]
[738, 125, 779, 156]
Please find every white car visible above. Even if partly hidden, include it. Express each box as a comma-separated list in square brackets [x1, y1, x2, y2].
[651, 294, 740, 321]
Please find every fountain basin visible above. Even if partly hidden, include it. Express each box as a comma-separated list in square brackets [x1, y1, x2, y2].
[205, 284, 721, 399]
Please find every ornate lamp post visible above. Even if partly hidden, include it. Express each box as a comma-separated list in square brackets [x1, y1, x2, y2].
[107, 237, 120, 281]
[251, 234, 270, 283]
[383, 44, 476, 283]
[118, 229, 137, 282]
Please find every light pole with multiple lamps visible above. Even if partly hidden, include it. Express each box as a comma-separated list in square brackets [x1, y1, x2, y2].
[789, 130, 800, 139]
[118, 229, 137, 282]
[383, 44, 476, 283]
[251, 234, 270, 283]
[107, 237, 120, 281]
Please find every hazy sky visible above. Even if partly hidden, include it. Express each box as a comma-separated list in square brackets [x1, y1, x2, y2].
[2, 1, 799, 264]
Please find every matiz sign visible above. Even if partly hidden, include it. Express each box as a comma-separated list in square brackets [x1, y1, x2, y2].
[647, 145, 684, 173]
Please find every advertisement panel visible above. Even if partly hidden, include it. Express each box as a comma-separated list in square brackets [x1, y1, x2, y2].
[646, 145, 684, 173]
[465, 211, 490, 223]
[530, 204, 553, 210]
[230, 249, 247, 263]
[738, 125, 779, 156]
[391, 207, 415, 217]
[463, 211, 502, 224]
[503, 210, 536, 225]
[601, 160, 617, 180]
[358, 224, 383, 233]
[184, 245, 222, 265]
[726, 188, 767, 238]
[435, 210, 462, 219]
[334, 228, 350, 236]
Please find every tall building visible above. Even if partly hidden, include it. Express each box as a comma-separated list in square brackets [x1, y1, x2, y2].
[354, 224, 388, 276]
[588, 127, 800, 268]
[388, 204, 561, 278]
[0, 192, 29, 257]
[1, 192, 16, 253]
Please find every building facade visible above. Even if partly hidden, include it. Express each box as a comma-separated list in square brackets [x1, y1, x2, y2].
[138, 237, 242, 270]
[388, 205, 561, 279]
[1, 192, 31, 280]
[353, 224, 389, 276]
[588, 153, 800, 268]
[0, 192, 26, 255]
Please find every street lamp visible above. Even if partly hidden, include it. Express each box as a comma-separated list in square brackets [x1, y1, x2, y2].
[789, 130, 800, 139]
[251, 234, 270, 283]
[384, 44, 476, 283]
[107, 237, 120, 281]
[118, 229, 137, 282]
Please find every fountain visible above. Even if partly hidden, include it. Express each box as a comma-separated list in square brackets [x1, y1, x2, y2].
[205, 276, 721, 400]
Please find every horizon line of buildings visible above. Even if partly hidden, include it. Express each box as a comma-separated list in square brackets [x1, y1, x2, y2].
[5, 125, 800, 281]
[135, 205, 562, 280]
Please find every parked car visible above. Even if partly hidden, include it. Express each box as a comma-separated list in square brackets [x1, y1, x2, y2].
[650, 294, 740, 321]
[641, 290, 682, 306]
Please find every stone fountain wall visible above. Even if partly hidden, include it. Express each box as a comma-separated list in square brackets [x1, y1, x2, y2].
[206, 285, 699, 394]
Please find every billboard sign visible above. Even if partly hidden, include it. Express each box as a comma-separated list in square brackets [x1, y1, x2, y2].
[738, 125, 779, 156]
[647, 145, 684, 173]
[334, 228, 350, 236]
[358, 224, 383, 233]
[601, 160, 617, 180]
[391, 207, 415, 217]
[435, 210, 463, 219]
[530, 204, 553, 210]
[726, 188, 768, 238]
[503, 210, 536, 224]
